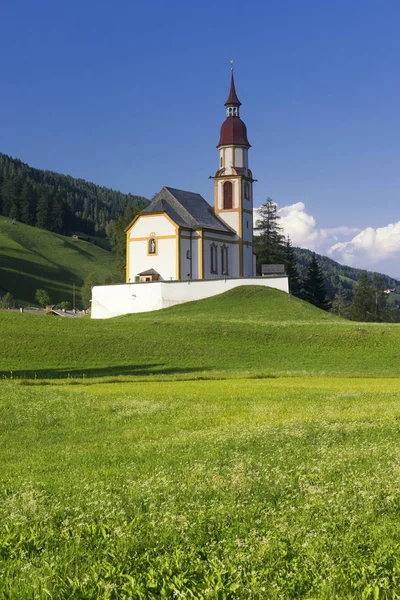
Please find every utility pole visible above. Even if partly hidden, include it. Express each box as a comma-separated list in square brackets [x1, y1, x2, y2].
[73, 283, 76, 312]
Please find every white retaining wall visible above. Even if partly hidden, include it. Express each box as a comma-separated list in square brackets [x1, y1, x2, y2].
[91, 277, 289, 319]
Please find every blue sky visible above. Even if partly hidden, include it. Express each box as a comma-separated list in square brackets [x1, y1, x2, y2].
[1, 1, 399, 276]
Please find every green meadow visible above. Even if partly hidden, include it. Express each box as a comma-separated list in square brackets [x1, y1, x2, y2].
[1, 287, 400, 598]
[0, 216, 115, 305]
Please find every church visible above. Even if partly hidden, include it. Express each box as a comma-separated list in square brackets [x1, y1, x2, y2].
[91, 71, 288, 318]
[125, 71, 255, 283]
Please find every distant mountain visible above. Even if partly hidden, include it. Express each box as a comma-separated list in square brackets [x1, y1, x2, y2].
[0, 153, 148, 238]
[294, 247, 400, 302]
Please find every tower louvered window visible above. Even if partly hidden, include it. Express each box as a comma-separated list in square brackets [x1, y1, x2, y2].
[223, 181, 233, 210]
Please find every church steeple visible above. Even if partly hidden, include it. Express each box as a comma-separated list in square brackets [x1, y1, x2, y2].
[212, 65, 255, 278]
[225, 71, 242, 116]
[218, 69, 250, 149]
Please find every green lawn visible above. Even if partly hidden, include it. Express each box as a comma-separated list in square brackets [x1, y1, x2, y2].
[0, 287, 399, 379]
[1, 287, 400, 598]
[0, 216, 115, 305]
[1, 377, 400, 598]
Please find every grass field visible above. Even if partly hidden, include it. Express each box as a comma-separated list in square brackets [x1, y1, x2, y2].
[1, 288, 400, 598]
[1, 377, 400, 598]
[0, 287, 399, 379]
[0, 216, 115, 305]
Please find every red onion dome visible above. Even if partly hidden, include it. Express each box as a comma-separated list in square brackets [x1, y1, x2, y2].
[218, 117, 250, 148]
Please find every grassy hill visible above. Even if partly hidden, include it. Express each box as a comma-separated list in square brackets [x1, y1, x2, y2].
[1, 286, 399, 379]
[1, 287, 400, 596]
[0, 216, 116, 306]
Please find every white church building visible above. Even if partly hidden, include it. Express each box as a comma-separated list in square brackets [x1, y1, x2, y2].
[92, 71, 288, 318]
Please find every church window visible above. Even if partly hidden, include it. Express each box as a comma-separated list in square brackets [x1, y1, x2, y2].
[244, 182, 250, 199]
[221, 245, 229, 275]
[186, 249, 191, 259]
[210, 243, 218, 274]
[246, 220, 249, 229]
[223, 181, 233, 210]
[148, 238, 157, 255]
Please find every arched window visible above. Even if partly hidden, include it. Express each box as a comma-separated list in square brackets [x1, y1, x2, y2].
[221, 245, 229, 275]
[244, 182, 250, 200]
[148, 238, 157, 255]
[210, 243, 218, 274]
[223, 181, 233, 210]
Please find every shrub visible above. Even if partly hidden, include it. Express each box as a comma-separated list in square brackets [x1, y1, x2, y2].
[0, 292, 16, 309]
[35, 289, 50, 307]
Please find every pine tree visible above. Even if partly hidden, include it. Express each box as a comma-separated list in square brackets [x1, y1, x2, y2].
[371, 274, 389, 321]
[331, 283, 350, 317]
[254, 198, 285, 272]
[284, 236, 302, 296]
[50, 193, 66, 233]
[303, 253, 331, 310]
[1, 179, 19, 217]
[36, 190, 52, 230]
[349, 273, 374, 321]
[20, 181, 36, 225]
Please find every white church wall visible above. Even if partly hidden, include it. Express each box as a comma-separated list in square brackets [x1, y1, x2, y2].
[218, 211, 239, 234]
[128, 237, 177, 282]
[128, 214, 176, 237]
[234, 148, 243, 167]
[242, 214, 252, 243]
[179, 235, 191, 280]
[242, 243, 254, 277]
[127, 214, 178, 282]
[202, 239, 239, 279]
[180, 232, 200, 280]
[92, 276, 289, 319]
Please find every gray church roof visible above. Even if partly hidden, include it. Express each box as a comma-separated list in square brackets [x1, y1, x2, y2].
[139, 186, 235, 234]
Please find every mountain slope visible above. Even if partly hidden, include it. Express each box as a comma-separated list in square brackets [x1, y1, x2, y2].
[294, 246, 400, 301]
[0, 152, 148, 237]
[0, 216, 115, 306]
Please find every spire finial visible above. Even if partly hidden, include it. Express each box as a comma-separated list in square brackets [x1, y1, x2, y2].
[230, 59, 234, 72]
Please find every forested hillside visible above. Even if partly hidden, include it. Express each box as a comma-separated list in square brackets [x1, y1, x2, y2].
[294, 247, 400, 301]
[0, 153, 148, 237]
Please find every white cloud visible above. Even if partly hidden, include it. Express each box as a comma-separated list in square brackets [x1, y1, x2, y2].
[254, 202, 360, 252]
[329, 221, 400, 266]
[254, 201, 400, 277]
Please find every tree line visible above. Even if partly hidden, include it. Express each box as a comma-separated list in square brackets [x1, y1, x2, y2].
[254, 199, 400, 322]
[0, 153, 148, 237]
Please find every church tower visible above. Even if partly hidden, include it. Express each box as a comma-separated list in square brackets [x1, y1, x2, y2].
[213, 68, 255, 277]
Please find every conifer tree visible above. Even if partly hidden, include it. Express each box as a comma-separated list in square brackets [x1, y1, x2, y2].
[349, 273, 374, 321]
[254, 198, 285, 272]
[331, 283, 350, 318]
[36, 190, 52, 230]
[284, 236, 302, 296]
[303, 252, 330, 310]
[371, 274, 389, 321]
[20, 181, 36, 225]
